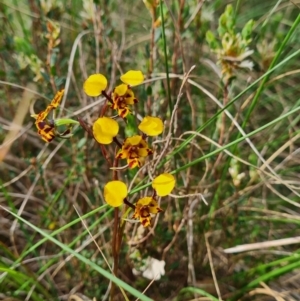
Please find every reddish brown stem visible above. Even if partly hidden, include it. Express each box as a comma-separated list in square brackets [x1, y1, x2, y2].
[124, 198, 135, 210]
[102, 90, 114, 105]
[113, 137, 122, 148]
[111, 153, 121, 300]
[77, 118, 93, 137]
[111, 207, 119, 300]
[100, 101, 109, 117]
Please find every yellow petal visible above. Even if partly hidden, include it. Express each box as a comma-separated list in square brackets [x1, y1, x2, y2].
[50, 89, 64, 108]
[114, 84, 128, 96]
[133, 197, 162, 227]
[136, 196, 152, 206]
[120, 70, 144, 86]
[138, 116, 164, 136]
[138, 147, 150, 157]
[126, 135, 142, 146]
[118, 107, 131, 118]
[124, 89, 135, 104]
[152, 173, 175, 196]
[83, 74, 108, 97]
[96, 134, 114, 144]
[93, 117, 119, 144]
[141, 217, 151, 227]
[128, 158, 141, 169]
[116, 149, 129, 159]
[104, 181, 127, 207]
[148, 199, 162, 214]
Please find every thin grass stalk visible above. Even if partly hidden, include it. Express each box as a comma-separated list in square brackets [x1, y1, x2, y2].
[159, 0, 173, 113]
[146, 4, 156, 115]
[130, 102, 300, 194]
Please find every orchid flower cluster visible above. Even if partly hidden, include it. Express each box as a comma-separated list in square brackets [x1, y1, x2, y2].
[32, 70, 175, 227]
[82, 70, 175, 227]
[104, 173, 175, 227]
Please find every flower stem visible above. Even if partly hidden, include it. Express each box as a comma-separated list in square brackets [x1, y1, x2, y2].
[100, 101, 109, 117]
[113, 137, 122, 148]
[77, 118, 93, 137]
[102, 90, 114, 105]
[111, 207, 119, 300]
[111, 154, 120, 300]
[124, 198, 135, 210]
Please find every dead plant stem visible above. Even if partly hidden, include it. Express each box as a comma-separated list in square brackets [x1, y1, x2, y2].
[213, 81, 229, 172]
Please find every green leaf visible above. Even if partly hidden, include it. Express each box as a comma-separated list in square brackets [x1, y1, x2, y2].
[242, 20, 254, 41]
[13, 36, 34, 55]
[206, 30, 219, 50]
[218, 4, 235, 36]
[179, 287, 219, 301]
[54, 76, 66, 87]
[125, 114, 137, 137]
[54, 118, 79, 126]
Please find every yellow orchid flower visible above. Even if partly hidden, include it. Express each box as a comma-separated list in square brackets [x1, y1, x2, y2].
[83, 70, 144, 118]
[32, 89, 73, 143]
[111, 84, 136, 118]
[132, 197, 162, 227]
[116, 135, 153, 168]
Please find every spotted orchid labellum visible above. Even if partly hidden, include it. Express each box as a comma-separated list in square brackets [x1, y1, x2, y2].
[132, 197, 162, 227]
[116, 135, 153, 169]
